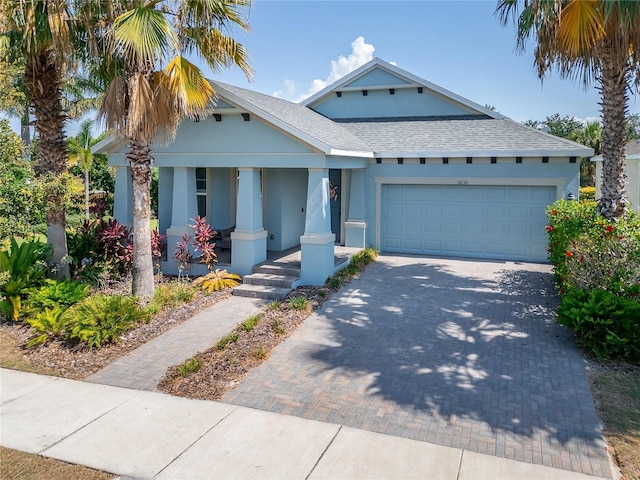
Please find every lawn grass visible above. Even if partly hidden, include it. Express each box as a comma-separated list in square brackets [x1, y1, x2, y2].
[588, 367, 640, 480]
[0, 447, 115, 480]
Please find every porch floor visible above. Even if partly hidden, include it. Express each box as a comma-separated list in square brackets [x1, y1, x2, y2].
[214, 245, 362, 272]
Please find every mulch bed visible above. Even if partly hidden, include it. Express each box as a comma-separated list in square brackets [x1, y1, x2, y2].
[0, 286, 231, 380]
[157, 286, 330, 400]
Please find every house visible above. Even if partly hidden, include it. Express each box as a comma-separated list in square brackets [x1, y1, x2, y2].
[593, 139, 640, 213]
[95, 58, 592, 288]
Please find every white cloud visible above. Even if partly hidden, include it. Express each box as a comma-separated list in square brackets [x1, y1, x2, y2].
[273, 36, 375, 103]
[272, 79, 296, 99]
[577, 115, 601, 125]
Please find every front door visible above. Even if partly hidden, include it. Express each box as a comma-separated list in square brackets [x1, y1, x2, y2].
[329, 169, 341, 243]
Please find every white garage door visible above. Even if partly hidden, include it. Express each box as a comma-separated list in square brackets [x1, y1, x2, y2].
[381, 184, 556, 262]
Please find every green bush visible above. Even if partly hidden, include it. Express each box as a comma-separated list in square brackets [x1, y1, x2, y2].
[558, 289, 640, 362]
[0, 238, 51, 320]
[145, 282, 196, 314]
[26, 307, 71, 347]
[66, 294, 149, 348]
[546, 200, 640, 296]
[242, 313, 261, 332]
[23, 279, 90, 316]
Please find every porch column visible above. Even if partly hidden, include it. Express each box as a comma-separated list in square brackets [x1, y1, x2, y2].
[113, 167, 133, 227]
[300, 168, 335, 285]
[164, 167, 198, 274]
[344, 168, 367, 248]
[157, 167, 173, 235]
[231, 168, 267, 275]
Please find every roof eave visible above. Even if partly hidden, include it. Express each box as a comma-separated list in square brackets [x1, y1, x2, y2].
[375, 148, 594, 158]
[92, 134, 127, 154]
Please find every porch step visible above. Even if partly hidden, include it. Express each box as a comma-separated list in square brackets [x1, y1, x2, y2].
[253, 264, 301, 278]
[233, 284, 291, 300]
[243, 273, 297, 288]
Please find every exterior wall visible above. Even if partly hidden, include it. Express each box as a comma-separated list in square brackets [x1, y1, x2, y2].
[311, 87, 473, 120]
[595, 158, 640, 213]
[208, 167, 236, 230]
[265, 168, 307, 251]
[361, 158, 580, 248]
[345, 69, 411, 88]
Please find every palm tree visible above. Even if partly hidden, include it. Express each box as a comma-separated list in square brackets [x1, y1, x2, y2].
[68, 119, 97, 219]
[0, 0, 82, 277]
[97, 0, 252, 301]
[496, 0, 640, 219]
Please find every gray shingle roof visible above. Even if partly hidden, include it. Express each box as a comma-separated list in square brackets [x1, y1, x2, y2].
[340, 118, 592, 157]
[212, 82, 371, 153]
[211, 81, 591, 158]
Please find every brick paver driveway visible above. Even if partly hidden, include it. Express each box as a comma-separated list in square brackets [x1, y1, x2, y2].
[222, 255, 611, 478]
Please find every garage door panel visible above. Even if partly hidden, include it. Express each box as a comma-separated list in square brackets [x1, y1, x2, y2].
[381, 184, 554, 262]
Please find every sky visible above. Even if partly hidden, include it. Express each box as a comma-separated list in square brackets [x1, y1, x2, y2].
[7, 0, 640, 137]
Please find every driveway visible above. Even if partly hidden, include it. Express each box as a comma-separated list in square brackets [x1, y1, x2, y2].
[221, 255, 611, 478]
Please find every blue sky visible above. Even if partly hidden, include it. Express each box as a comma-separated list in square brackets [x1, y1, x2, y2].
[204, 0, 629, 124]
[8, 0, 640, 137]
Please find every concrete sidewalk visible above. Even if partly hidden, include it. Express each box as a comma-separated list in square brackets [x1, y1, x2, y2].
[1, 369, 608, 480]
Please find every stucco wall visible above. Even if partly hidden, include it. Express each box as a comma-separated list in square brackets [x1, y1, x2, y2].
[311, 87, 472, 120]
[595, 158, 640, 213]
[265, 168, 307, 251]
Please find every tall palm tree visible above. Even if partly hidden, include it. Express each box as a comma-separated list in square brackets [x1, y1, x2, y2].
[97, 0, 252, 301]
[0, 0, 80, 277]
[496, 0, 640, 219]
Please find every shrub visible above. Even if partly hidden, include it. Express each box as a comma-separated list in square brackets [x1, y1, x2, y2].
[215, 332, 238, 350]
[178, 358, 201, 377]
[66, 294, 149, 348]
[191, 216, 217, 271]
[192, 269, 241, 292]
[546, 200, 640, 297]
[558, 289, 640, 362]
[0, 238, 51, 320]
[289, 296, 310, 311]
[26, 307, 71, 347]
[580, 186, 596, 201]
[146, 282, 195, 314]
[242, 314, 261, 332]
[267, 300, 281, 310]
[24, 279, 90, 316]
[272, 318, 285, 335]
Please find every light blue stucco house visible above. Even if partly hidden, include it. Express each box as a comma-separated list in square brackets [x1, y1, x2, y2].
[95, 58, 592, 290]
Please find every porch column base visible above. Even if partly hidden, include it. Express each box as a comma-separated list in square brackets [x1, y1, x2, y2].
[344, 221, 367, 248]
[231, 229, 267, 275]
[300, 233, 335, 286]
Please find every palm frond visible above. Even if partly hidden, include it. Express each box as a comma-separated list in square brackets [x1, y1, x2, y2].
[128, 72, 155, 140]
[98, 74, 127, 134]
[558, 0, 605, 56]
[108, 6, 177, 68]
[198, 29, 253, 79]
[162, 55, 215, 113]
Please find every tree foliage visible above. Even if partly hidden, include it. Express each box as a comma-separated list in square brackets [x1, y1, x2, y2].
[0, 120, 41, 239]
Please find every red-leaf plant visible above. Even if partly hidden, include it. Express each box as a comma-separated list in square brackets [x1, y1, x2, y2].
[191, 216, 218, 271]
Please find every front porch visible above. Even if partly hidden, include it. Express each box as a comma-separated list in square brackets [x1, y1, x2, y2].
[224, 245, 362, 300]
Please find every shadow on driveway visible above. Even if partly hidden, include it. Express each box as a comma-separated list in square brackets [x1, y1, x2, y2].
[222, 255, 611, 477]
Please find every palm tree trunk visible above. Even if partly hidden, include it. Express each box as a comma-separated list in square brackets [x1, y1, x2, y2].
[128, 138, 155, 302]
[597, 41, 629, 219]
[84, 168, 90, 220]
[25, 52, 69, 279]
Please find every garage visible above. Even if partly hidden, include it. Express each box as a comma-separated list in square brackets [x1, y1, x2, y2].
[381, 184, 556, 262]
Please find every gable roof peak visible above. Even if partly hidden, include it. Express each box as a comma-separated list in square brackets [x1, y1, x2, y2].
[301, 57, 505, 120]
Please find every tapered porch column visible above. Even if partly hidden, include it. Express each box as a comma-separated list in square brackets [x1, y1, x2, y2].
[344, 168, 367, 248]
[231, 168, 267, 275]
[300, 168, 335, 285]
[164, 167, 198, 274]
[113, 167, 133, 227]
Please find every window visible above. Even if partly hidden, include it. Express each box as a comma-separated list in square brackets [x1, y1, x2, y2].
[196, 167, 207, 218]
